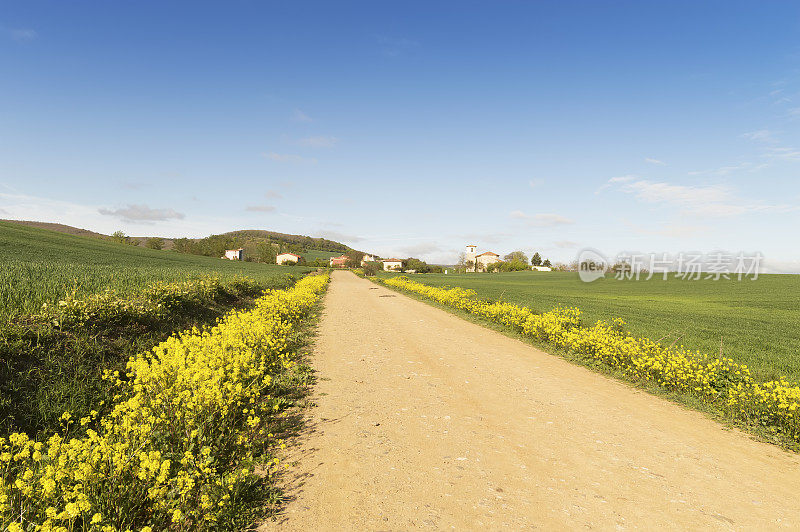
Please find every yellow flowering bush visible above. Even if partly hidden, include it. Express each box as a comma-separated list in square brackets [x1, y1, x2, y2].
[1, 273, 329, 530]
[383, 276, 800, 445]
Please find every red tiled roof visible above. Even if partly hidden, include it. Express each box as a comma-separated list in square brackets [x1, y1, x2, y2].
[382, 258, 403, 262]
[476, 252, 499, 257]
[279, 253, 301, 258]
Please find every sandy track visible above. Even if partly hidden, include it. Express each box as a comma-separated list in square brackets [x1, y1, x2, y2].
[260, 271, 800, 530]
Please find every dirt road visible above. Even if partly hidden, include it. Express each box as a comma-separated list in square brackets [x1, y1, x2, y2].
[261, 271, 800, 530]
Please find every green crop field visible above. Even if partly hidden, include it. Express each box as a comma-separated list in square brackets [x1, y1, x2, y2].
[0, 221, 312, 319]
[381, 270, 800, 382]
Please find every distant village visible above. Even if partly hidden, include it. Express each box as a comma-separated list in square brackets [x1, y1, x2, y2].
[223, 244, 554, 274]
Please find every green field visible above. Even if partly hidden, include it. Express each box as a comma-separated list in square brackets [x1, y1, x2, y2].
[381, 270, 800, 382]
[0, 221, 312, 319]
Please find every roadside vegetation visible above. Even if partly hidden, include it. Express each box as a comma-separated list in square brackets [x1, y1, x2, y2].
[0, 222, 329, 529]
[381, 275, 800, 449]
[2, 274, 329, 530]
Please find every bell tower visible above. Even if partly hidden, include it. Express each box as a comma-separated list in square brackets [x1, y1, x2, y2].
[465, 244, 477, 272]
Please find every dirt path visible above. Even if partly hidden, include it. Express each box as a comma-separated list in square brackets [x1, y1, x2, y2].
[260, 271, 800, 530]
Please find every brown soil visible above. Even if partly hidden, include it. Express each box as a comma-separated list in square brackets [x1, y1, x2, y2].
[261, 271, 800, 530]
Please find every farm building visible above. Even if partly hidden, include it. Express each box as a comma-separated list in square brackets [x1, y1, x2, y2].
[382, 259, 403, 271]
[329, 255, 348, 268]
[532, 265, 552, 272]
[276, 252, 301, 265]
[223, 248, 243, 261]
[361, 254, 376, 266]
[464, 245, 501, 272]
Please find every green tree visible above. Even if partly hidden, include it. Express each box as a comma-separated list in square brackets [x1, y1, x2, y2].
[531, 252, 542, 266]
[363, 261, 381, 276]
[543, 258, 552, 267]
[504, 251, 529, 263]
[403, 258, 431, 273]
[344, 250, 363, 269]
[110, 230, 128, 245]
[145, 237, 164, 250]
[255, 242, 277, 264]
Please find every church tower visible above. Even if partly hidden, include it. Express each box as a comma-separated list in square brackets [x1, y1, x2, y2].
[465, 244, 477, 272]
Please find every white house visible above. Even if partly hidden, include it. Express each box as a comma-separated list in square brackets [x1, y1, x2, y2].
[464, 244, 501, 272]
[476, 252, 501, 271]
[276, 252, 301, 265]
[382, 259, 403, 271]
[361, 254, 376, 266]
[223, 248, 243, 261]
[531, 265, 552, 272]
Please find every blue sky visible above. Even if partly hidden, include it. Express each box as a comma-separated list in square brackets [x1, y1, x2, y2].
[1, 1, 799, 269]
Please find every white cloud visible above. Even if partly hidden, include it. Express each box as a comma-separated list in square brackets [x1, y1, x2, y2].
[292, 109, 312, 122]
[510, 211, 574, 227]
[297, 136, 338, 148]
[245, 205, 275, 213]
[765, 146, 800, 161]
[529, 179, 544, 189]
[8, 28, 37, 42]
[261, 152, 317, 164]
[607, 178, 795, 217]
[741, 129, 774, 142]
[645, 158, 666, 165]
[596, 174, 636, 193]
[99, 204, 185, 222]
[265, 190, 282, 199]
[609, 175, 636, 183]
[687, 162, 752, 176]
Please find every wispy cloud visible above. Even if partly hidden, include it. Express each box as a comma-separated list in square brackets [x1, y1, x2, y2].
[765, 146, 800, 161]
[7, 28, 37, 42]
[528, 179, 544, 189]
[740, 128, 800, 162]
[741, 129, 775, 143]
[297, 136, 338, 148]
[292, 109, 312, 123]
[687, 162, 758, 176]
[265, 190, 282, 199]
[99, 204, 185, 222]
[645, 158, 666, 166]
[596, 174, 635, 193]
[245, 205, 275, 213]
[261, 152, 317, 164]
[606, 177, 795, 217]
[510, 211, 574, 227]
